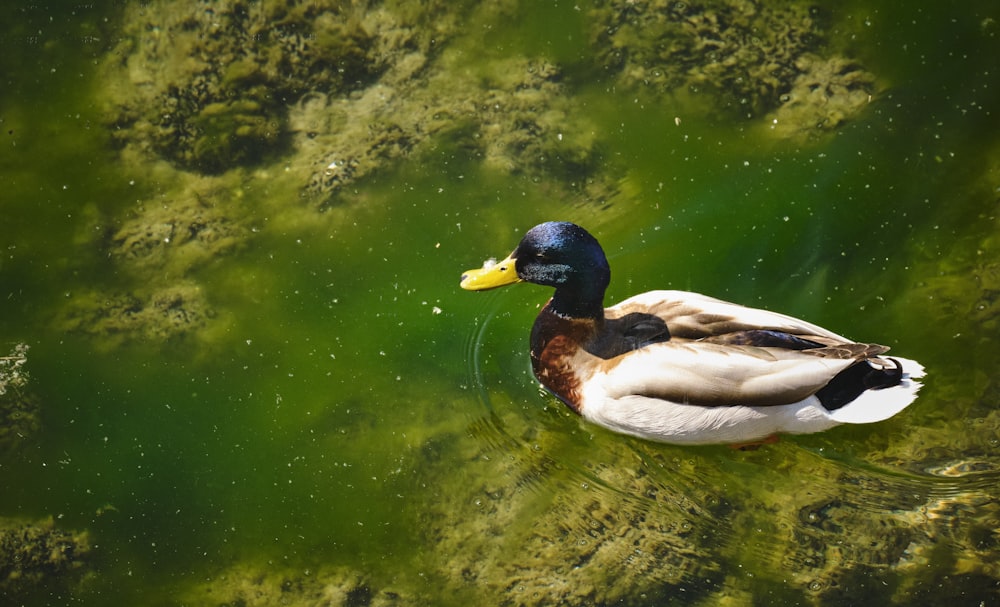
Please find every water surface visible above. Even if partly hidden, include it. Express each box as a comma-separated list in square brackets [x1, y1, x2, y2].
[1, 1, 998, 605]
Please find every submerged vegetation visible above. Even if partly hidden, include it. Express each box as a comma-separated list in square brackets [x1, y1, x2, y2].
[0, 344, 37, 457]
[1, 0, 998, 605]
[0, 517, 90, 596]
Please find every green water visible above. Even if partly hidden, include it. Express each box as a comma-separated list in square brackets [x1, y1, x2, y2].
[2, 1, 999, 605]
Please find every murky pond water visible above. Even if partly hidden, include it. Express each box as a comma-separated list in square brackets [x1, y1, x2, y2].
[1, 1, 998, 605]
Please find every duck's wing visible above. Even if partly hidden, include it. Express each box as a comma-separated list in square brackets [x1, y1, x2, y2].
[595, 290, 898, 407]
[595, 340, 863, 408]
[608, 290, 853, 346]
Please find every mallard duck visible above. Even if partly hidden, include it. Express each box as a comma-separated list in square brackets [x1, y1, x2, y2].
[460, 221, 924, 445]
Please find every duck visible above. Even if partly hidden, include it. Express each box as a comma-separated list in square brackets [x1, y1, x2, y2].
[459, 221, 925, 446]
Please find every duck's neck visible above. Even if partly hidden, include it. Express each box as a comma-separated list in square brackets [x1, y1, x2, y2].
[530, 286, 605, 373]
[549, 282, 606, 321]
[530, 266, 610, 378]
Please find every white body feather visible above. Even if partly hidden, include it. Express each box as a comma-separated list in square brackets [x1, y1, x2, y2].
[580, 356, 924, 444]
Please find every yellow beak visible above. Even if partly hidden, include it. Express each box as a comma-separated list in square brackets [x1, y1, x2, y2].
[460, 253, 520, 290]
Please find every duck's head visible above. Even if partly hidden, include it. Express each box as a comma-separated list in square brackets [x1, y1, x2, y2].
[460, 222, 610, 318]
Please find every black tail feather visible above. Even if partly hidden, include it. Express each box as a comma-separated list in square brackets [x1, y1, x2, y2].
[816, 358, 904, 411]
